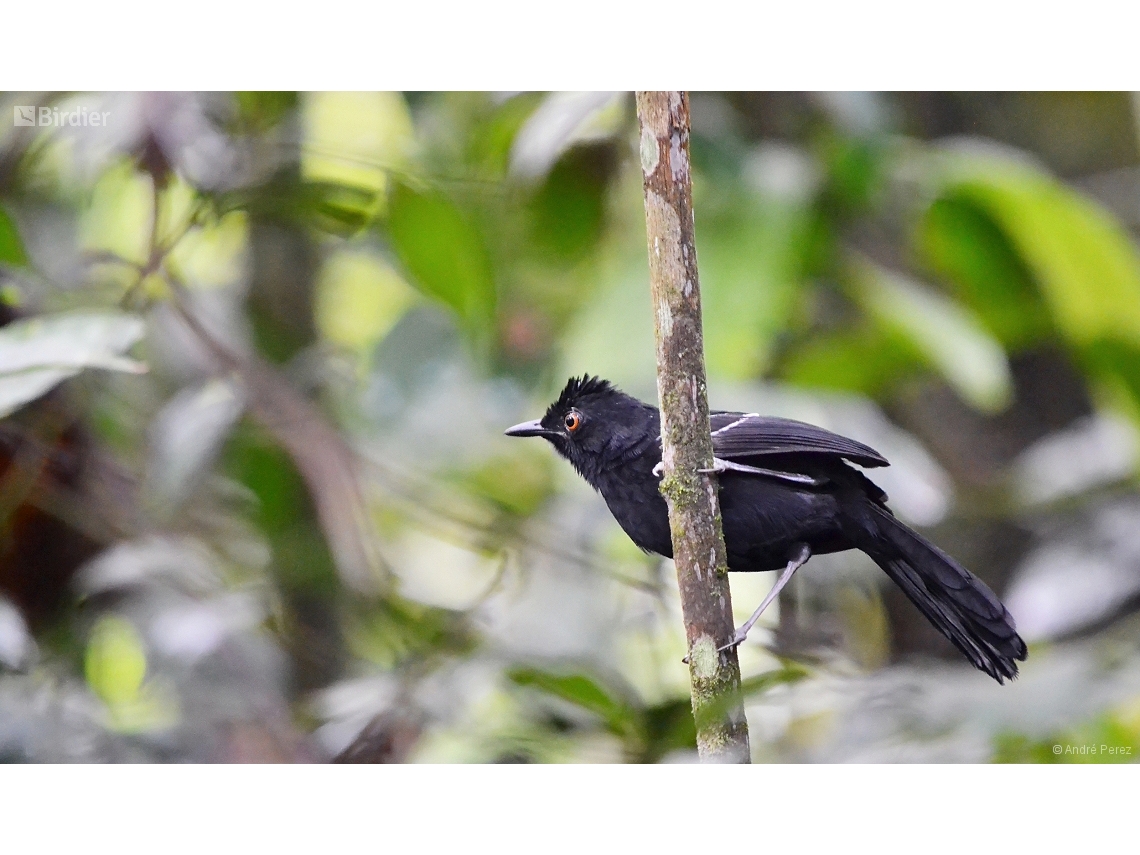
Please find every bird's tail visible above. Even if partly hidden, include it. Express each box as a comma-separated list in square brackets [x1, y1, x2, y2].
[865, 504, 1027, 683]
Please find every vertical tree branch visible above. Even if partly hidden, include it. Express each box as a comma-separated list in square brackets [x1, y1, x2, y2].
[636, 91, 750, 763]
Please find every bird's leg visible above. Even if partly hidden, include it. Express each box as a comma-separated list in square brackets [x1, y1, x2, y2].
[718, 543, 811, 653]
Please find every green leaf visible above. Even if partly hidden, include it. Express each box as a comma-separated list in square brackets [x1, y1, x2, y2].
[695, 663, 808, 732]
[467, 93, 544, 177]
[301, 91, 413, 226]
[85, 616, 147, 706]
[0, 311, 147, 418]
[928, 154, 1140, 352]
[84, 614, 180, 733]
[305, 181, 384, 236]
[234, 91, 297, 133]
[529, 143, 615, 261]
[387, 181, 496, 333]
[0, 206, 27, 267]
[642, 697, 697, 762]
[854, 260, 1012, 413]
[508, 667, 640, 739]
[640, 663, 807, 762]
[918, 195, 1051, 348]
[821, 136, 886, 216]
[1082, 338, 1140, 417]
[920, 150, 1140, 416]
[739, 660, 809, 696]
[222, 424, 340, 597]
[780, 326, 919, 398]
[347, 597, 474, 668]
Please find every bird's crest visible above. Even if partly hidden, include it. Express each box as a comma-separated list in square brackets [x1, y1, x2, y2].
[546, 375, 616, 420]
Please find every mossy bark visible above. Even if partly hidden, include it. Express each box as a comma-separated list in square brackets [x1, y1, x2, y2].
[636, 91, 750, 763]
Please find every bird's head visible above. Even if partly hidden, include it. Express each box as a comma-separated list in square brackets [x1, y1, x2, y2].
[505, 375, 657, 484]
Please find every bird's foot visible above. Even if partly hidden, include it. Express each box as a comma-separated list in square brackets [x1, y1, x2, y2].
[681, 632, 745, 663]
[682, 627, 747, 662]
[717, 628, 749, 654]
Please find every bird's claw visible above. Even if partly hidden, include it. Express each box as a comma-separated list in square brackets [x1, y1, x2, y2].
[682, 631, 747, 663]
[717, 631, 748, 654]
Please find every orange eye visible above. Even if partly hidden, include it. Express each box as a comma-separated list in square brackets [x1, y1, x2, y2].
[564, 411, 582, 432]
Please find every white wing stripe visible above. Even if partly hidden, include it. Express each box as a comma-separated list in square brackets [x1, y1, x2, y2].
[707, 457, 825, 486]
[711, 414, 759, 436]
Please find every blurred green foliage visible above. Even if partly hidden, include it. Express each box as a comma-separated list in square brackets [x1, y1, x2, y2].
[510, 660, 807, 763]
[3, 91, 1140, 763]
[994, 701, 1140, 764]
[0, 206, 26, 267]
[388, 181, 497, 334]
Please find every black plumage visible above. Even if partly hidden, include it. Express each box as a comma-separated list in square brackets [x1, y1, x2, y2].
[506, 375, 1027, 684]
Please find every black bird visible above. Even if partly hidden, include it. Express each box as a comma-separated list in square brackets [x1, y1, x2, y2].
[506, 375, 1027, 684]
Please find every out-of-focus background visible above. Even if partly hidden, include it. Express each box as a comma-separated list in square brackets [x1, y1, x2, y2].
[2, 91, 1140, 763]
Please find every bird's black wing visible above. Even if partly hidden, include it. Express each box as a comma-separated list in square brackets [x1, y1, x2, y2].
[709, 413, 889, 469]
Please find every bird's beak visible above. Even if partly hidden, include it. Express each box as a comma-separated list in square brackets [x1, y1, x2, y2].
[505, 419, 555, 438]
